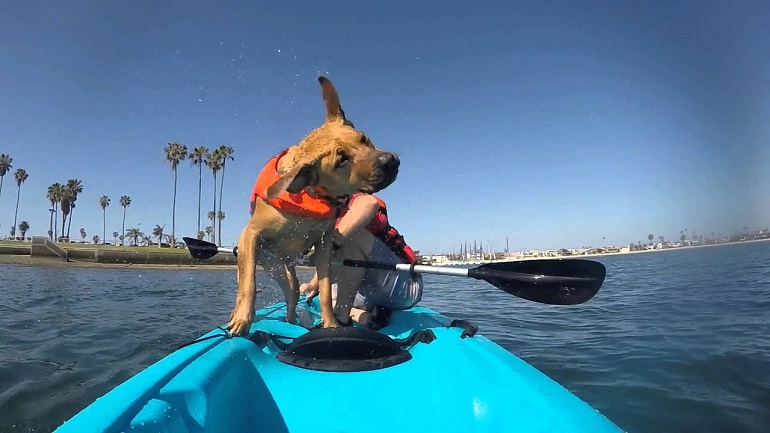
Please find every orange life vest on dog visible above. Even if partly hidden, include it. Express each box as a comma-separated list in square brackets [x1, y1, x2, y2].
[248, 149, 340, 219]
[339, 194, 418, 265]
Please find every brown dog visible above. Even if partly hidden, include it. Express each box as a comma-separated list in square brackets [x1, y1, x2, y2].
[227, 76, 400, 336]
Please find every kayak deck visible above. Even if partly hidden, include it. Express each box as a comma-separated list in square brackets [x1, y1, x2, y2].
[55, 297, 623, 433]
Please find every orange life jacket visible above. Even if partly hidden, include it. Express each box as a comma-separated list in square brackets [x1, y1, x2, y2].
[248, 149, 340, 219]
[339, 194, 418, 265]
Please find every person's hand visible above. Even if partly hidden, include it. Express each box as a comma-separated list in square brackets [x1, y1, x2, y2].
[300, 282, 319, 301]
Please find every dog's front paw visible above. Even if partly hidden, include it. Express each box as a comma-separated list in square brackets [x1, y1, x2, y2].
[227, 307, 254, 336]
[321, 315, 340, 328]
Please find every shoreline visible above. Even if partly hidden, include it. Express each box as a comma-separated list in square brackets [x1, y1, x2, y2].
[435, 237, 770, 266]
[0, 254, 239, 270]
[0, 251, 314, 272]
[2, 237, 768, 270]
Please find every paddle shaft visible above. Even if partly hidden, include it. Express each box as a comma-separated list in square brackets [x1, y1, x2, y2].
[182, 236, 605, 305]
[342, 259, 593, 283]
[212, 246, 468, 275]
[213, 247, 590, 284]
[342, 259, 468, 276]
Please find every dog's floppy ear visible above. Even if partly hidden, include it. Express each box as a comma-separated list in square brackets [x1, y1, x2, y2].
[265, 162, 319, 198]
[319, 76, 346, 123]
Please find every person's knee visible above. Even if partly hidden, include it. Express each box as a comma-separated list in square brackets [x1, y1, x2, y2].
[335, 228, 376, 258]
[335, 241, 365, 260]
[403, 275, 424, 308]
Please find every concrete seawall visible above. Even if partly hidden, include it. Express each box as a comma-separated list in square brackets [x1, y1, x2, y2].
[31, 237, 68, 260]
[0, 244, 31, 255]
[92, 249, 236, 265]
[2, 240, 236, 266]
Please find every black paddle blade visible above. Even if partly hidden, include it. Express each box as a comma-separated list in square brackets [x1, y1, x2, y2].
[468, 259, 606, 305]
[182, 237, 219, 260]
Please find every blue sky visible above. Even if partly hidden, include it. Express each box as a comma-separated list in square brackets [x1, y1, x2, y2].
[1, 0, 768, 254]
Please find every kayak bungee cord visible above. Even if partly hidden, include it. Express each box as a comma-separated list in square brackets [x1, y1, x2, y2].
[174, 316, 472, 354]
[175, 326, 232, 350]
[174, 326, 303, 351]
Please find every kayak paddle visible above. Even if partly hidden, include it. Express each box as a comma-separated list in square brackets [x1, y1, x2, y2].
[184, 236, 240, 260]
[182, 237, 606, 305]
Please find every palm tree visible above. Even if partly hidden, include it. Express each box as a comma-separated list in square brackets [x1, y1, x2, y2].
[60, 187, 73, 240]
[0, 154, 12, 202]
[647, 234, 653, 245]
[197, 230, 205, 240]
[11, 168, 28, 239]
[92, 235, 100, 245]
[125, 228, 143, 246]
[207, 211, 216, 242]
[205, 151, 222, 244]
[152, 224, 165, 248]
[216, 145, 234, 246]
[99, 195, 110, 245]
[164, 142, 188, 247]
[205, 225, 213, 242]
[112, 231, 119, 245]
[217, 211, 225, 244]
[19, 221, 29, 239]
[119, 195, 131, 245]
[80, 228, 87, 242]
[64, 179, 83, 239]
[47, 183, 64, 240]
[189, 145, 209, 238]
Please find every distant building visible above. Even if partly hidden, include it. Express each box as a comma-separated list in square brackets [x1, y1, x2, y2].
[427, 255, 450, 264]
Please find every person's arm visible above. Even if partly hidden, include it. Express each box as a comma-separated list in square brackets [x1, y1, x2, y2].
[334, 194, 380, 245]
[303, 195, 379, 298]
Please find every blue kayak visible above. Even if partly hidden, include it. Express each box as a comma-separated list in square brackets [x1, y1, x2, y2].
[54, 296, 624, 433]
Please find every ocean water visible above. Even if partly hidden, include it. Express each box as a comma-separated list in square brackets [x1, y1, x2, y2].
[1, 241, 769, 432]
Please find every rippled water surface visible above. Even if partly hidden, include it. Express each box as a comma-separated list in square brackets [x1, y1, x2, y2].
[2, 241, 770, 432]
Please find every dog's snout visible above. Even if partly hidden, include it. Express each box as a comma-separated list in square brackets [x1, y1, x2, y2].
[377, 152, 400, 172]
[367, 152, 400, 193]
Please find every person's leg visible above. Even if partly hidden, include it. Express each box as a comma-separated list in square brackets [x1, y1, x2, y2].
[331, 228, 376, 324]
[312, 228, 423, 324]
[357, 240, 424, 311]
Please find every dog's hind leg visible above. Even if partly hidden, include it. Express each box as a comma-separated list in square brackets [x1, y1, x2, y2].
[313, 226, 340, 328]
[264, 258, 300, 324]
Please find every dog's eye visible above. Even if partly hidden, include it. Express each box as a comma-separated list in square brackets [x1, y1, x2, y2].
[336, 152, 349, 169]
